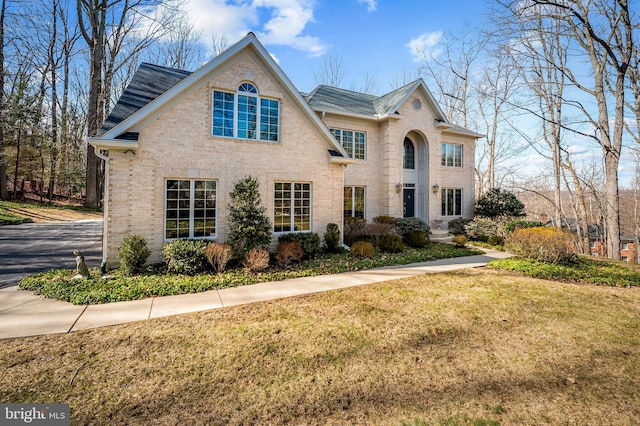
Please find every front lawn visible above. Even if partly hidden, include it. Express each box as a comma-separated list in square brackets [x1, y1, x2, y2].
[3, 268, 640, 424]
[19, 243, 482, 304]
[489, 256, 640, 287]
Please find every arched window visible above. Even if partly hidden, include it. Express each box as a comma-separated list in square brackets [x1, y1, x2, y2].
[403, 138, 415, 169]
[212, 82, 280, 142]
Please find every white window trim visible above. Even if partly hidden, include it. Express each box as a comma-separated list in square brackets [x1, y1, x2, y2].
[274, 182, 312, 234]
[330, 128, 367, 160]
[212, 85, 280, 142]
[344, 186, 366, 219]
[441, 143, 463, 168]
[164, 179, 218, 241]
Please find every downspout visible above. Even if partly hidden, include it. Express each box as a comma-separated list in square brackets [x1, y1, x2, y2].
[93, 148, 109, 274]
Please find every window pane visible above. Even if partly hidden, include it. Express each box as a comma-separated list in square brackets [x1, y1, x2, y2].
[441, 144, 447, 166]
[260, 98, 279, 142]
[454, 189, 462, 215]
[404, 138, 415, 169]
[165, 179, 216, 239]
[455, 145, 463, 167]
[354, 186, 365, 218]
[212, 91, 234, 137]
[354, 132, 366, 160]
[342, 131, 353, 157]
[274, 183, 292, 232]
[343, 187, 353, 218]
[237, 95, 257, 139]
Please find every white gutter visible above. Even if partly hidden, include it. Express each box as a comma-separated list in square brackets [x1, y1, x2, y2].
[93, 147, 110, 273]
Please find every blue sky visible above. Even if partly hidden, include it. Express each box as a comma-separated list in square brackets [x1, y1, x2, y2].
[184, 0, 489, 94]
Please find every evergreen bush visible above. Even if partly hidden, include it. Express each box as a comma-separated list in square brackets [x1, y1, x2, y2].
[404, 230, 430, 248]
[350, 241, 375, 258]
[227, 177, 272, 260]
[379, 234, 404, 253]
[323, 223, 342, 253]
[397, 217, 430, 235]
[163, 239, 208, 275]
[117, 235, 151, 276]
[278, 232, 321, 259]
[464, 218, 499, 242]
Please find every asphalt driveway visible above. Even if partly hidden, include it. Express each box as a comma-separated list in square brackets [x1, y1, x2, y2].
[0, 220, 103, 288]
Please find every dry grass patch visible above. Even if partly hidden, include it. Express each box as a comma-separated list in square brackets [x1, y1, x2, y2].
[2, 268, 640, 425]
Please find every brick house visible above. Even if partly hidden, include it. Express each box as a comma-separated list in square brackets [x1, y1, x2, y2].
[88, 33, 481, 266]
[590, 236, 637, 263]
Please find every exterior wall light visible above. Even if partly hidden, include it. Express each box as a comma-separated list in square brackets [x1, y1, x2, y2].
[396, 183, 402, 193]
[432, 183, 440, 194]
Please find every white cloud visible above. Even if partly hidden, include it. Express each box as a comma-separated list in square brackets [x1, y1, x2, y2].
[407, 31, 443, 63]
[357, 0, 377, 12]
[183, 0, 327, 56]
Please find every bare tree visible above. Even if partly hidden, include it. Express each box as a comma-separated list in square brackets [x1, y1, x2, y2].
[313, 54, 346, 87]
[0, 0, 8, 200]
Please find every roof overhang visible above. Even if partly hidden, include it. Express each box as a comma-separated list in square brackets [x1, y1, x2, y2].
[317, 109, 402, 122]
[437, 121, 485, 139]
[88, 137, 139, 152]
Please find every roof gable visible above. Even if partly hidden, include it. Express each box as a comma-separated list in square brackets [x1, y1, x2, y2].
[94, 33, 351, 160]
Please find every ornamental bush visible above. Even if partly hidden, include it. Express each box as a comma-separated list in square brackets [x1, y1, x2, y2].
[227, 177, 272, 261]
[203, 242, 233, 273]
[323, 223, 342, 253]
[278, 232, 321, 259]
[452, 234, 468, 248]
[397, 217, 430, 235]
[275, 240, 304, 266]
[242, 248, 270, 271]
[404, 230, 430, 248]
[464, 218, 499, 242]
[448, 218, 472, 236]
[163, 239, 208, 275]
[350, 241, 375, 258]
[502, 219, 544, 235]
[505, 226, 576, 264]
[379, 234, 404, 253]
[117, 235, 151, 276]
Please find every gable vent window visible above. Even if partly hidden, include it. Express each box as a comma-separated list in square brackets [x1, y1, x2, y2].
[330, 128, 366, 160]
[212, 83, 280, 142]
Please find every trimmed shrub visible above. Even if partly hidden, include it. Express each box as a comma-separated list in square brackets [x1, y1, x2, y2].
[448, 218, 472, 236]
[242, 248, 270, 271]
[502, 219, 544, 235]
[404, 230, 430, 248]
[203, 242, 233, 273]
[163, 239, 208, 275]
[397, 217, 430, 235]
[275, 240, 303, 266]
[227, 177, 272, 261]
[367, 222, 398, 248]
[452, 234, 468, 248]
[379, 234, 404, 253]
[350, 241, 375, 258]
[464, 218, 499, 242]
[323, 223, 342, 253]
[117, 235, 151, 276]
[278, 232, 321, 259]
[505, 226, 576, 264]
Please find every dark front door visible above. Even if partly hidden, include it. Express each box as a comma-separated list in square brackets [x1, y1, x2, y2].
[403, 188, 415, 218]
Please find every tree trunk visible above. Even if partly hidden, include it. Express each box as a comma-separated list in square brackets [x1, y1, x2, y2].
[0, 0, 8, 200]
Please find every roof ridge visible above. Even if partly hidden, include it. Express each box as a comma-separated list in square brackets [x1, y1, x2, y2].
[139, 62, 193, 75]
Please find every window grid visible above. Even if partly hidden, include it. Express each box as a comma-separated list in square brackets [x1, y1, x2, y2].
[441, 143, 463, 168]
[166, 179, 217, 240]
[274, 182, 311, 233]
[441, 188, 462, 216]
[344, 186, 365, 219]
[212, 84, 279, 142]
[330, 128, 366, 160]
[404, 138, 415, 169]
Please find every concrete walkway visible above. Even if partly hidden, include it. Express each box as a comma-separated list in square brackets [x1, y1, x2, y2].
[0, 249, 510, 340]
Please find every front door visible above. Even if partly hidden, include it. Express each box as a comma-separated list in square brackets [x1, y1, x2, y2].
[403, 188, 415, 218]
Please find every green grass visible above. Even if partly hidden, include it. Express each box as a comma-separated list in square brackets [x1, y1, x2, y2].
[3, 268, 640, 424]
[0, 200, 34, 225]
[489, 256, 640, 287]
[19, 243, 482, 304]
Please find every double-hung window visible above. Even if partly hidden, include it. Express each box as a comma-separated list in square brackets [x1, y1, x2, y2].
[344, 186, 365, 219]
[441, 143, 463, 167]
[441, 188, 462, 216]
[274, 182, 311, 232]
[212, 83, 280, 142]
[165, 179, 217, 239]
[330, 128, 366, 160]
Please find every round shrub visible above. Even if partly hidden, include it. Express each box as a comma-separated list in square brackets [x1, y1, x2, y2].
[448, 218, 472, 236]
[372, 215, 398, 225]
[243, 248, 270, 271]
[278, 232, 321, 259]
[323, 223, 342, 253]
[379, 234, 404, 253]
[505, 226, 576, 264]
[464, 218, 499, 242]
[397, 217, 430, 235]
[488, 234, 504, 246]
[404, 230, 430, 248]
[163, 239, 209, 275]
[117, 235, 151, 276]
[350, 241, 375, 258]
[203, 242, 233, 273]
[452, 234, 468, 248]
[275, 240, 303, 266]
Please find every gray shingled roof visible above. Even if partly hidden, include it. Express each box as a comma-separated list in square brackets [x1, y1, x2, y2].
[304, 80, 421, 117]
[98, 63, 192, 136]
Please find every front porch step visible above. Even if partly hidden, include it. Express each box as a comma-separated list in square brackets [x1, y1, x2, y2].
[430, 229, 454, 243]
